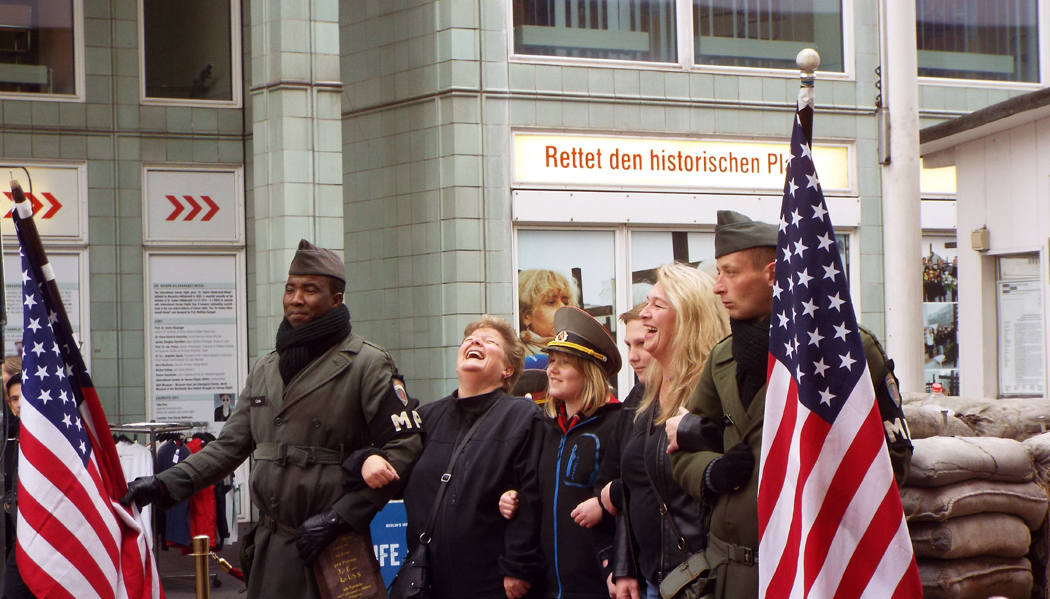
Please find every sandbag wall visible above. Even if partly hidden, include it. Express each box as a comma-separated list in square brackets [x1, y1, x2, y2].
[903, 437, 1047, 599]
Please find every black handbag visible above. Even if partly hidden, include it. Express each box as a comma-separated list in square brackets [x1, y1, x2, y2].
[388, 400, 499, 599]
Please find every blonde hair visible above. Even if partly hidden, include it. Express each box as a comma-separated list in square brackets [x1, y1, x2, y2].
[638, 263, 730, 424]
[463, 315, 526, 393]
[518, 269, 579, 329]
[3, 355, 21, 378]
[543, 351, 609, 419]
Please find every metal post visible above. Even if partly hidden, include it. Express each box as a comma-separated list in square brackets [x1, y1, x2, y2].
[192, 535, 210, 599]
[879, 0, 925, 392]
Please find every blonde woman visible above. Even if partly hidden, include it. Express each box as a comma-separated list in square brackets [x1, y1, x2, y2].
[612, 263, 729, 599]
[518, 269, 579, 358]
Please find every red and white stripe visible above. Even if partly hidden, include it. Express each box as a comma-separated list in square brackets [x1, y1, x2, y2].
[16, 396, 160, 599]
[757, 357, 920, 599]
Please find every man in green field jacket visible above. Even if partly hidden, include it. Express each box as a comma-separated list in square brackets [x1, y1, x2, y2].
[122, 240, 423, 599]
[666, 211, 912, 599]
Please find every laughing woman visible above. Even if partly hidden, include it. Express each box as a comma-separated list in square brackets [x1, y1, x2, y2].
[536, 307, 623, 599]
[613, 263, 729, 599]
[400, 315, 545, 599]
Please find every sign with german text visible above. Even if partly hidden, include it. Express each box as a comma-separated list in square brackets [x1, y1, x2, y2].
[513, 133, 851, 193]
[0, 163, 84, 239]
[144, 167, 242, 244]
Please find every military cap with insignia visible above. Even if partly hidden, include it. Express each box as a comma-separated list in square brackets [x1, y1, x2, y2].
[543, 306, 621, 377]
[288, 239, 346, 282]
[714, 210, 778, 258]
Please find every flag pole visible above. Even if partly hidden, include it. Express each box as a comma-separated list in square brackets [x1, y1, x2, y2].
[796, 49, 819, 145]
[9, 181, 79, 352]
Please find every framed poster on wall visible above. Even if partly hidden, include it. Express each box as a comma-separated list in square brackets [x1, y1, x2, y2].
[144, 251, 247, 435]
[996, 254, 1044, 397]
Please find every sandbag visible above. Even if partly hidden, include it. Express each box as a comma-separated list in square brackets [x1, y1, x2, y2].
[906, 437, 1035, 487]
[901, 479, 1048, 530]
[903, 404, 976, 439]
[909, 513, 1032, 559]
[919, 556, 1032, 599]
[963, 398, 1050, 441]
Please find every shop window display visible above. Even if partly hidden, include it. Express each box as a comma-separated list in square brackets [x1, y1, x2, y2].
[517, 230, 617, 374]
[513, 0, 677, 62]
[693, 0, 844, 72]
[922, 236, 960, 395]
[917, 0, 1039, 83]
[0, 0, 76, 95]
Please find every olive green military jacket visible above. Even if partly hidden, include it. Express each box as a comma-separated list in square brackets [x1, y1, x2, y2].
[157, 332, 423, 599]
[670, 328, 911, 599]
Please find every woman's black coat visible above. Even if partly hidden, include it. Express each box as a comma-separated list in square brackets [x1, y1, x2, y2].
[614, 402, 709, 586]
[403, 389, 545, 599]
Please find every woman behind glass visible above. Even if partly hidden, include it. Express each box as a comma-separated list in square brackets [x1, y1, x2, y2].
[613, 263, 729, 599]
[401, 315, 545, 599]
[518, 269, 578, 359]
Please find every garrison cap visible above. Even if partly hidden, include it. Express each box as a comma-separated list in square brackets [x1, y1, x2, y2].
[288, 239, 346, 283]
[544, 307, 621, 377]
[714, 210, 778, 258]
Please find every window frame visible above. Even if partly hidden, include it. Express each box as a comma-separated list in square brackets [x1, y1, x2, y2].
[915, 0, 1048, 89]
[136, 0, 243, 108]
[506, 0, 855, 81]
[0, 0, 86, 102]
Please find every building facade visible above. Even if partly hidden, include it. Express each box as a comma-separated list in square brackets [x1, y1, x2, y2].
[0, 0, 1044, 423]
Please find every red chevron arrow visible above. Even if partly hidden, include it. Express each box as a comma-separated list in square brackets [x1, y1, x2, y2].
[40, 192, 62, 219]
[165, 195, 184, 221]
[3, 192, 46, 218]
[183, 195, 202, 220]
[200, 195, 219, 221]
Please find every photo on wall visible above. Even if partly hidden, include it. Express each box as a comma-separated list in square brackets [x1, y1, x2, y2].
[922, 236, 959, 394]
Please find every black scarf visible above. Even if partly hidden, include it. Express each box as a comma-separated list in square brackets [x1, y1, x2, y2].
[731, 315, 771, 411]
[275, 303, 352, 385]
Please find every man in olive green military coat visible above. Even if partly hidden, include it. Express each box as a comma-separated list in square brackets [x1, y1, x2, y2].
[122, 240, 423, 599]
[665, 211, 911, 599]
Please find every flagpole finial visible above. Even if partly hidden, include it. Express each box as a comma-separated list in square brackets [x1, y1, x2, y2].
[797, 49, 820, 86]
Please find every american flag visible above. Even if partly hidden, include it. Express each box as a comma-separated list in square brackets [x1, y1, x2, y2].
[755, 85, 921, 598]
[10, 181, 162, 599]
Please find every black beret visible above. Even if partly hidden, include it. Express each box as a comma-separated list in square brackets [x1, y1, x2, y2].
[714, 210, 778, 258]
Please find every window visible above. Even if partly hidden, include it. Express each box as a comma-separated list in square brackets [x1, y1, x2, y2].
[513, 0, 678, 63]
[917, 0, 1039, 83]
[142, 0, 235, 102]
[693, 0, 844, 72]
[0, 0, 77, 95]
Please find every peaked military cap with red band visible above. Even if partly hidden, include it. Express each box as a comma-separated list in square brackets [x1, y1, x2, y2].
[288, 239, 346, 282]
[543, 306, 621, 377]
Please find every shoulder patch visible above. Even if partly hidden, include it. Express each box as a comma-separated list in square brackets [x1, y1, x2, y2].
[885, 372, 902, 408]
[392, 378, 409, 406]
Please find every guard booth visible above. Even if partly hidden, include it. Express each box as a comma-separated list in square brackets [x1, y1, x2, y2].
[920, 87, 1050, 399]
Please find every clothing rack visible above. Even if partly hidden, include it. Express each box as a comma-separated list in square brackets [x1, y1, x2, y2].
[111, 421, 222, 588]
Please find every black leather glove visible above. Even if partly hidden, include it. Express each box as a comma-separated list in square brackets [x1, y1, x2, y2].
[704, 442, 754, 495]
[294, 507, 350, 564]
[119, 476, 174, 510]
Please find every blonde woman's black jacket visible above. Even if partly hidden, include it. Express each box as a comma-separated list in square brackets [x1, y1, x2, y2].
[539, 401, 621, 599]
[614, 403, 709, 586]
[403, 389, 545, 599]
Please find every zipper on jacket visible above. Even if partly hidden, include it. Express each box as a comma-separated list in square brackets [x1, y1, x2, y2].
[553, 435, 567, 599]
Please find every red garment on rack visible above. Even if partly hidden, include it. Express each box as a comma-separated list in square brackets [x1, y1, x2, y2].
[181, 437, 217, 553]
